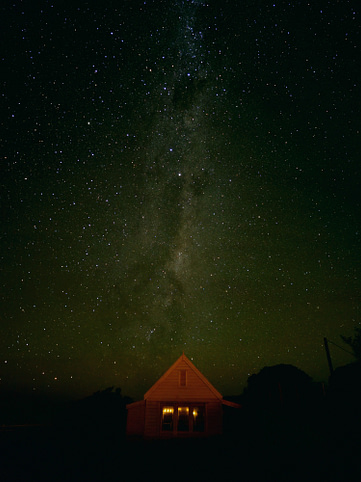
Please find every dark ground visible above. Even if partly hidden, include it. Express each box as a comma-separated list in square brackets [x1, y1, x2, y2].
[1, 404, 360, 482]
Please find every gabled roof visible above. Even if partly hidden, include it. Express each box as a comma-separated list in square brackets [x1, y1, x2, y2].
[144, 353, 222, 400]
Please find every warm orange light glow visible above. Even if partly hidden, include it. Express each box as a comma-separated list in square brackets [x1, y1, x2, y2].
[178, 406, 189, 414]
[162, 407, 174, 414]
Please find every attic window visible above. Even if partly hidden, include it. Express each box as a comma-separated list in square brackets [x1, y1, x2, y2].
[179, 369, 187, 387]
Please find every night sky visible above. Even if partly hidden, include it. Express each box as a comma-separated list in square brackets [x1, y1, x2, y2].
[1, 0, 360, 401]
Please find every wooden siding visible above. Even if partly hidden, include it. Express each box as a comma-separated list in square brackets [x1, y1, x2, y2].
[205, 401, 223, 435]
[145, 356, 221, 401]
[141, 400, 223, 438]
[126, 400, 145, 436]
[140, 401, 223, 438]
[126, 354, 226, 438]
[144, 401, 160, 438]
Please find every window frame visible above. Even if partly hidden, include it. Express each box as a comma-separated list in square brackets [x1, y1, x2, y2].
[161, 406, 174, 432]
[160, 403, 206, 434]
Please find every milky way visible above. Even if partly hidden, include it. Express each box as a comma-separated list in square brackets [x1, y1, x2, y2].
[1, 0, 360, 400]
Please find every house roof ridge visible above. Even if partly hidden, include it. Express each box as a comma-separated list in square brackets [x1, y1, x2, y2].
[144, 353, 222, 400]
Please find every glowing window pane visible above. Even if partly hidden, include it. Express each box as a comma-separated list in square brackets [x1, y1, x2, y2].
[192, 406, 205, 432]
[162, 406, 174, 431]
[177, 406, 189, 431]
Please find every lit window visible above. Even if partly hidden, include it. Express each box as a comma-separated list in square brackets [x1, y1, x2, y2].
[192, 407, 205, 432]
[177, 406, 189, 431]
[161, 404, 205, 433]
[162, 407, 174, 431]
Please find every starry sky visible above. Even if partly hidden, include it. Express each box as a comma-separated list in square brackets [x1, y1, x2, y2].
[1, 0, 360, 401]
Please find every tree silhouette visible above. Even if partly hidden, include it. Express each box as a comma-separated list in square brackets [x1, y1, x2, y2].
[327, 360, 361, 436]
[341, 325, 361, 360]
[243, 364, 313, 410]
[60, 387, 133, 436]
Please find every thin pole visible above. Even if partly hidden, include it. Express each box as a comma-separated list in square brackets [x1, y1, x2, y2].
[324, 337, 334, 375]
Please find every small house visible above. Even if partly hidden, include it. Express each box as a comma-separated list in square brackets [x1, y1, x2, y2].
[126, 353, 239, 438]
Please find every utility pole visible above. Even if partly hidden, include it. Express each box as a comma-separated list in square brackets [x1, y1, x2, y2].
[324, 337, 334, 376]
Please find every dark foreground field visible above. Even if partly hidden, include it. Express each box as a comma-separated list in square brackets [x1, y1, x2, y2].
[1, 408, 360, 482]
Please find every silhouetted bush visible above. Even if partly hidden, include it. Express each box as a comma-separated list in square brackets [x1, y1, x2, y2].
[57, 387, 133, 437]
[327, 361, 361, 430]
[340, 326, 361, 360]
[242, 364, 314, 411]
